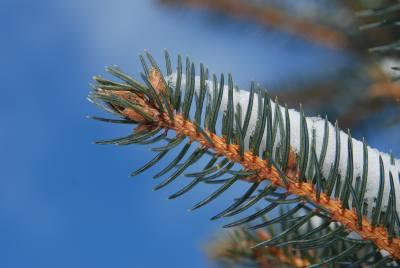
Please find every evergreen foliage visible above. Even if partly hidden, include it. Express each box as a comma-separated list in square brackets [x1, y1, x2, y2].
[89, 50, 400, 267]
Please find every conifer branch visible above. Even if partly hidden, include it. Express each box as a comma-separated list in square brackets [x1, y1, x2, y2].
[89, 51, 400, 266]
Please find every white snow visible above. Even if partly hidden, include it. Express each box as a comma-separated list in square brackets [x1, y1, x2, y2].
[380, 57, 400, 79]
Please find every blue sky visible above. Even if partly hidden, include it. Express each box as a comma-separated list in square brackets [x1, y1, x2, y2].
[1, 1, 398, 268]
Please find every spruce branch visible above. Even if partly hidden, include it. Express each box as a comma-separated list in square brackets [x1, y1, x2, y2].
[89, 51, 400, 266]
[357, 2, 400, 53]
[208, 228, 310, 267]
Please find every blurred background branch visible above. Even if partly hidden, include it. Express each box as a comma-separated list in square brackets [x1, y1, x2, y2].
[160, 0, 350, 50]
[160, 0, 400, 131]
[207, 228, 310, 268]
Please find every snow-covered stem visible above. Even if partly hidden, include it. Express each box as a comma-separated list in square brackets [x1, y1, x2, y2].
[90, 56, 400, 264]
[166, 72, 400, 218]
